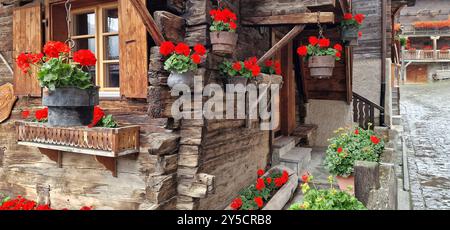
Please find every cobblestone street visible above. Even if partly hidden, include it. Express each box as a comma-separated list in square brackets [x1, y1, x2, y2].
[401, 81, 450, 210]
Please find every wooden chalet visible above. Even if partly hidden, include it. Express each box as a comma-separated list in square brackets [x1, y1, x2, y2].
[0, 0, 413, 210]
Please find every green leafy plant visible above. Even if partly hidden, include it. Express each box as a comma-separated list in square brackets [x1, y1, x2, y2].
[289, 175, 366, 210]
[219, 57, 261, 79]
[341, 13, 365, 29]
[230, 169, 290, 210]
[399, 37, 408, 47]
[16, 41, 96, 91]
[159, 42, 207, 74]
[324, 125, 385, 177]
[97, 115, 118, 128]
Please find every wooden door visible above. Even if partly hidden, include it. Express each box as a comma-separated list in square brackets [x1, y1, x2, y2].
[406, 65, 428, 84]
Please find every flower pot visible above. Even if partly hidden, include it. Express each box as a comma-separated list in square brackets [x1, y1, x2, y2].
[342, 26, 359, 46]
[42, 87, 99, 127]
[336, 175, 355, 194]
[308, 56, 336, 79]
[167, 71, 195, 89]
[226, 76, 248, 86]
[251, 73, 284, 86]
[210, 31, 238, 55]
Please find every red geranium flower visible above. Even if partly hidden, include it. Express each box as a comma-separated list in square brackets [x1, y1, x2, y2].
[335, 51, 342, 59]
[280, 170, 289, 184]
[301, 173, 310, 183]
[230, 197, 242, 210]
[354, 14, 365, 24]
[88, 106, 105, 128]
[274, 178, 283, 187]
[232, 61, 242, 71]
[80, 206, 93, 211]
[256, 178, 265, 191]
[73, 50, 97, 66]
[266, 177, 272, 184]
[297, 46, 308, 56]
[370, 135, 380, 145]
[318, 38, 330, 48]
[274, 60, 282, 75]
[229, 21, 237, 30]
[358, 31, 363, 37]
[334, 44, 343, 52]
[265, 60, 273, 67]
[21, 110, 30, 119]
[355, 129, 359, 135]
[175, 43, 191, 56]
[337, 147, 343, 153]
[160, 41, 175, 56]
[254, 197, 264, 209]
[251, 65, 261, 77]
[191, 54, 201, 64]
[35, 108, 48, 121]
[344, 13, 353, 20]
[257, 169, 265, 177]
[16, 53, 43, 74]
[194, 44, 206, 56]
[309, 36, 319, 46]
[43, 41, 70, 58]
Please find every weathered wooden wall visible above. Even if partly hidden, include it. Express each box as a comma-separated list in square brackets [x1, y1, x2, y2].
[0, 3, 13, 85]
[353, 0, 383, 58]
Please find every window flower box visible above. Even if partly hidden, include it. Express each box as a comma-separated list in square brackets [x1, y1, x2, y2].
[15, 121, 140, 177]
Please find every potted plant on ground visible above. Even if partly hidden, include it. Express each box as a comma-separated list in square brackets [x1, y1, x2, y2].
[341, 13, 365, 46]
[209, 8, 238, 55]
[289, 174, 366, 210]
[219, 57, 261, 86]
[228, 166, 298, 210]
[297, 37, 342, 79]
[159, 41, 207, 89]
[324, 126, 385, 193]
[16, 41, 98, 127]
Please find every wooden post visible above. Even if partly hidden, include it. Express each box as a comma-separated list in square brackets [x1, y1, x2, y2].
[354, 161, 380, 206]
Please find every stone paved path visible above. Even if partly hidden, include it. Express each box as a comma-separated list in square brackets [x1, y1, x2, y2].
[401, 81, 450, 210]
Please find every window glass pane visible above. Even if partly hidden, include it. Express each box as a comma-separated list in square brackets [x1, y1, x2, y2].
[74, 38, 96, 53]
[73, 12, 96, 35]
[105, 35, 119, 60]
[105, 64, 120, 88]
[104, 8, 119, 33]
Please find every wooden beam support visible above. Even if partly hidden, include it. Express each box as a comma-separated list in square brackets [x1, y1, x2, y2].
[243, 12, 334, 26]
[129, 0, 166, 46]
[39, 148, 62, 168]
[257, 25, 305, 65]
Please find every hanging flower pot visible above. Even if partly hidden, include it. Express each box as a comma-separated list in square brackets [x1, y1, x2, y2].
[159, 41, 207, 89]
[15, 41, 99, 127]
[210, 31, 238, 55]
[308, 55, 336, 79]
[341, 13, 365, 46]
[43, 87, 99, 127]
[209, 8, 238, 55]
[297, 36, 343, 79]
[219, 57, 260, 87]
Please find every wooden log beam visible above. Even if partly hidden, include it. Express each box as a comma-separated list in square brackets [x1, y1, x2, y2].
[257, 25, 305, 65]
[129, 0, 166, 46]
[242, 12, 334, 26]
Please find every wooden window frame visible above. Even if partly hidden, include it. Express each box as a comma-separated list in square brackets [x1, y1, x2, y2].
[70, 2, 120, 98]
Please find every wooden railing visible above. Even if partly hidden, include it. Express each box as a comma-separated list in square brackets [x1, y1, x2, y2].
[403, 50, 450, 61]
[353, 93, 385, 130]
[401, 24, 450, 36]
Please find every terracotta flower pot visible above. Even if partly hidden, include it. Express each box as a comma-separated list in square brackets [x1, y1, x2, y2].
[167, 71, 195, 89]
[210, 31, 238, 55]
[336, 175, 355, 194]
[308, 55, 336, 79]
[43, 87, 99, 127]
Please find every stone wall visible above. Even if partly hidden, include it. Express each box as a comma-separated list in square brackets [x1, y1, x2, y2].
[0, 3, 13, 84]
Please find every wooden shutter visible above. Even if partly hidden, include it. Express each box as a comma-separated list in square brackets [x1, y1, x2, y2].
[119, 0, 148, 99]
[13, 3, 42, 97]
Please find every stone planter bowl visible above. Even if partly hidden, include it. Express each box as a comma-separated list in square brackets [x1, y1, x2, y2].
[210, 31, 238, 56]
[167, 71, 195, 89]
[42, 87, 99, 127]
[308, 55, 336, 79]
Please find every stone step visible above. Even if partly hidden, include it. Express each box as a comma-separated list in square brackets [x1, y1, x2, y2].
[272, 136, 297, 165]
[392, 115, 402, 126]
[279, 147, 312, 177]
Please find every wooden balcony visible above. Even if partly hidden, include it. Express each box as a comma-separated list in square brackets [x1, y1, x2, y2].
[402, 50, 450, 62]
[401, 24, 450, 37]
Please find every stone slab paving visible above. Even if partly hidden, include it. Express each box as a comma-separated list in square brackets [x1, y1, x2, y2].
[401, 81, 450, 210]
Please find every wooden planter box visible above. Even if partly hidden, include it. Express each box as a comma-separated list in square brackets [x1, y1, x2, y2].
[226, 165, 298, 210]
[15, 121, 140, 177]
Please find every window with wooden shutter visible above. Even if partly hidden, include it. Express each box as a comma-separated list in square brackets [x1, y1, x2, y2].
[13, 3, 42, 97]
[118, 0, 148, 99]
